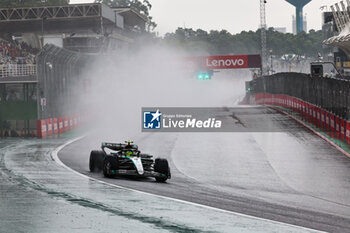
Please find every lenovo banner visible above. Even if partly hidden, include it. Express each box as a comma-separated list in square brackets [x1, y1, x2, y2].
[184, 54, 261, 70]
[202, 54, 261, 69]
[203, 55, 248, 69]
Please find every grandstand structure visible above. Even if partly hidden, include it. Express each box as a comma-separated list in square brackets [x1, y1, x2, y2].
[0, 3, 147, 51]
[323, 0, 350, 76]
[0, 3, 148, 137]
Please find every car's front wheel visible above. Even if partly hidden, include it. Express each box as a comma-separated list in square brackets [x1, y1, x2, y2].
[154, 158, 171, 182]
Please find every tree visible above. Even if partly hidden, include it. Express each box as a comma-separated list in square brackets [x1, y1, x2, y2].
[164, 27, 323, 58]
[95, 0, 156, 31]
[0, 0, 69, 7]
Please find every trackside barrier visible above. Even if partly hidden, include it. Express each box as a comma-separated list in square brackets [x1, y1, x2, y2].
[316, 108, 321, 128]
[308, 104, 312, 123]
[292, 98, 296, 111]
[335, 116, 340, 139]
[341, 119, 345, 141]
[64, 117, 69, 132]
[74, 116, 78, 128]
[69, 117, 74, 130]
[303, 103, 307, 121]
[53, 118, 58, 135]
[347, 122, 350, 144]
[58, 118, 64, 134]
[78, 116, 82, 127]
[302, 102, 306, 120]
[35, 115, 83, 138]
[325, 112, 330, 133]
[47, 118, 53, 136]
[265, 93, 269, 104]
[254, 93, 349, 147]
[310, 104, 314, 124]
[312, 106, 317, 126]
[298, 99, 302, 113]
[281, 95, 284, 106]
[321, 109, 326, 130]
[37, 120, 47, 138]
[330, 114, 335, 138]
[306, 103, 310, 123]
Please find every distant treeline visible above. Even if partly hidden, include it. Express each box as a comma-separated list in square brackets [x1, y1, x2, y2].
[163, 27, 323, 58]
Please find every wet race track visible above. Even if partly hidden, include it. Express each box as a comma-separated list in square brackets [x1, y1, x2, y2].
[58, 106, 350, 232]
[1, 106, 350, 232]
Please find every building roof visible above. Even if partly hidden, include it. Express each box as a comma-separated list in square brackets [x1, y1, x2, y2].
[112, 7, 148, 30]
[0, 3, 121, 34]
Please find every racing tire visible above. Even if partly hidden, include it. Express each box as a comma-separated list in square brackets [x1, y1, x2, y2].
[154, 158, 171, 182]
[89, 150, 104, 172]
[103, 156, 118, 178]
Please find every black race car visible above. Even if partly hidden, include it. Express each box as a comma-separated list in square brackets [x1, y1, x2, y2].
[89, 141, 171, 182]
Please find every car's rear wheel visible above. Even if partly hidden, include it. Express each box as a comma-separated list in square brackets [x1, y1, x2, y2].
[154, 158, 171, 182]
[103, 156, 117, 178]
[89, 150, 104, 172]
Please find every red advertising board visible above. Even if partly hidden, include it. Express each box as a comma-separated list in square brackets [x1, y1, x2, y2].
[184, 54, 261, 70]
[202, 55, 249, 69]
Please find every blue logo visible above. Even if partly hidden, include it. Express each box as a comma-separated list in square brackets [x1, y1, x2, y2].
[143, 109, 162, 129]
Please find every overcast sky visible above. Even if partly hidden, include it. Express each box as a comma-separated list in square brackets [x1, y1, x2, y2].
[71, 0, 340, 35]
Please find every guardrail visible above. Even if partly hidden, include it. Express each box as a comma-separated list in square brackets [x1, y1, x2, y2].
[250, 72, 350, 120]
[254, 93, 350, 146]
[0, 64, 37, 77]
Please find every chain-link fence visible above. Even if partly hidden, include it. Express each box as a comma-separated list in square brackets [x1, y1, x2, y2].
[0, 64, 36, 77]
[252, 72, 350, 120]
[37, 44, 91, 120]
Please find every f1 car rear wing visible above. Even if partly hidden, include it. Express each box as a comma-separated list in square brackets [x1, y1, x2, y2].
[101, 142, 138, 151]
[101, 142, 126, 151]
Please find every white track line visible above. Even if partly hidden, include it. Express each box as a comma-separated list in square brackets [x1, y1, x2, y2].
[51, 136, 323, 232]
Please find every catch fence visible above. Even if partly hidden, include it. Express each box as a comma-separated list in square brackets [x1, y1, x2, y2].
[251, 73, 350, 120]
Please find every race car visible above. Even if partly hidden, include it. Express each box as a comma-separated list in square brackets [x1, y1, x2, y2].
[89, 141, 171, 182]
